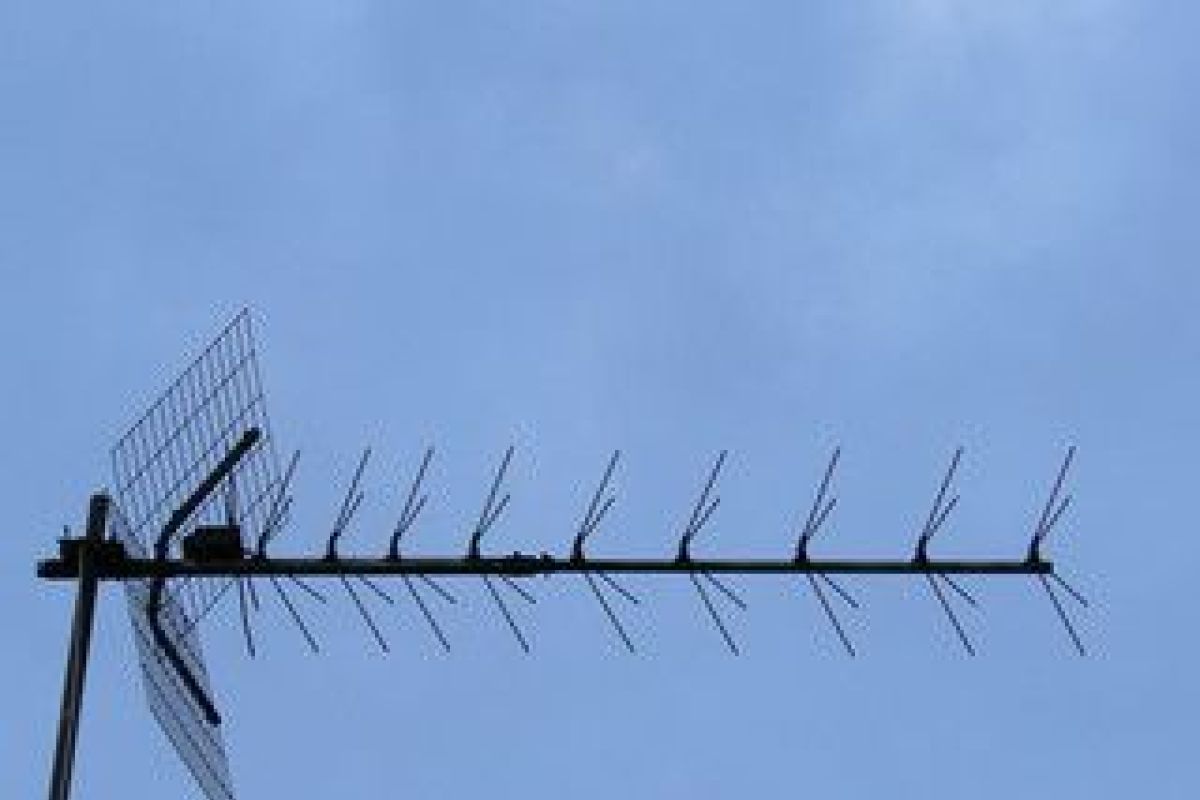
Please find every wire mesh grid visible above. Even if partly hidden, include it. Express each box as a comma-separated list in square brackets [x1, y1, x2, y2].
[111, 505, 236, 800]
[104, 309, 286, 800]
[108, 309, 284, 621]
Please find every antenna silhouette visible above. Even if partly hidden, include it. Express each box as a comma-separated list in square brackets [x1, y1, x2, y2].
[38, 310, 1089, 800]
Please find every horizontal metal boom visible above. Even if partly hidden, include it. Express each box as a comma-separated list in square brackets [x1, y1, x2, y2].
[39, 554, 1053, 580]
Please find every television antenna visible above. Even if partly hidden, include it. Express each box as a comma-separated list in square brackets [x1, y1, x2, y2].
[38, 310, 1088, 800]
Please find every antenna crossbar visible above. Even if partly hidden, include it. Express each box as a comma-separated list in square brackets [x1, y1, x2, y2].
[39, 554, 1053, 580]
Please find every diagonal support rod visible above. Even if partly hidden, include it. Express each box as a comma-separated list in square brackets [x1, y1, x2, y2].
[677, 451, 727, 563]
[146, 427, 262, 728]
[389, 447, 434, 559]
[468, 447, 514, 560]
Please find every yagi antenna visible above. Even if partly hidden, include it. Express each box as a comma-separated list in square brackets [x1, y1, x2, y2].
[38, 310, 1091, 800]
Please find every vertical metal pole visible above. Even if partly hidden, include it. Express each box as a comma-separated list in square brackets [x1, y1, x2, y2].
[48, 493, 110, 800]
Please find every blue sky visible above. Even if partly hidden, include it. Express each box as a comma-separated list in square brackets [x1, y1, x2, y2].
[3, 1, 1198, 798]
